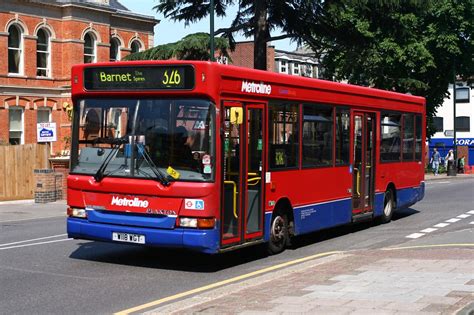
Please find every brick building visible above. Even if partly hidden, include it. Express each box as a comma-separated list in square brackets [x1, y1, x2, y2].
[0, 0, 157, 153]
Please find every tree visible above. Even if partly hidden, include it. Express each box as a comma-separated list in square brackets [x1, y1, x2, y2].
[124, 33, 231, 61]
[154, 1, 318, 70]
[306, 0, 473, 136]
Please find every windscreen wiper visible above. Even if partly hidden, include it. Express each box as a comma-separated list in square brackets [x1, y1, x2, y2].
[93, 137, 128, 182]
[137, 144, 171, 186]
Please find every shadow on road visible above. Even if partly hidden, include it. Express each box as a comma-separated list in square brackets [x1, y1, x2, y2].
[69, 207, 420, 272]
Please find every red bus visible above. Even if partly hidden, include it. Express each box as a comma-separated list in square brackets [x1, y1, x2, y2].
[67, 61, 425, 254]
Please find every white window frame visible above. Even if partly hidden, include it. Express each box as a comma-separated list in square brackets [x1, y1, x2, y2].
[279, 60, 287, 74]
[292, 63, 300, 75]
[37, 107, 52, 123]
[36, 28, 51, 77]
[9, 107, 24, 145]
[84, 32, 96, 63]
[8, 24, 24, 75]
[110, 37, 121, 62]
[130, 40, 142, 54]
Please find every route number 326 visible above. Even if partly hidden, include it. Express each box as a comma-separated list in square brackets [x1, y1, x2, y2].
[162, 70, 181, 85]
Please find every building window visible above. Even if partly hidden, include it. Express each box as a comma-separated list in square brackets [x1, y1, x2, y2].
[9, 107, 24, 145]
[37, 108, 51, 123]
[302, 104, 333, 167]
[433, 117, 443, 132]
[110, 37, 121, 61]
[130, 40, 141, 54]
[279, 60, 287, 74]
[292, 63, 299, 75]
[455, 87, 470, 103]
[84, 32, 96, 63]
[303, 64, 313, 77]
[36, 28, 50, 77]
[8, 24, 23, 74]
[456, 116, 470, 132]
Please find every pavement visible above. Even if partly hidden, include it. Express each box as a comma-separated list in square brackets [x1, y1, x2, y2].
[2, 175, 474, 314]
[146, 247, 474, 315]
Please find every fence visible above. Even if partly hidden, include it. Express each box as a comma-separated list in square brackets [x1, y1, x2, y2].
[0, 144, 50, 201]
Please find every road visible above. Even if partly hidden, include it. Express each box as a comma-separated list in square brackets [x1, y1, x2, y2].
[0, 177, 473, 314]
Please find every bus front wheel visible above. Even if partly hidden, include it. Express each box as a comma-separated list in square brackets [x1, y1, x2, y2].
[379, 189, 394, 224]
[267, 213, 289, 255]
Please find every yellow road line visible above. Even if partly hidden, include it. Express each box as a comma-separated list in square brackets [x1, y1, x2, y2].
[114, 250, 342, 315]
[382, 243, 474, 251]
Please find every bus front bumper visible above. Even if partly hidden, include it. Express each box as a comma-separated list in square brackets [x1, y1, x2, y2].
[67, 218, 220, 254]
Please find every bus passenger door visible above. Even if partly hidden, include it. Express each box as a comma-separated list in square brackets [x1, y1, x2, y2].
[352, 112, 376, 216]
[222, 102, 264, 247]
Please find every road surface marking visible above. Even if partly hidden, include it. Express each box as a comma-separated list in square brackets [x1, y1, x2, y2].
[0, 234, 67, 247]
[383, 243, 474, 251]
[468, 210, 474, 215]
[434, 223, 450, 228]
[0, 238, 71, 251]
[0, 215, 64, 223]
[420, 228, 437, 233]
[470, 221, 474, 225]
[457, 214, 471, 218]
[446, 218, 461, 223]
[114, 251, 342, 315]
[406, 233, 425, 239]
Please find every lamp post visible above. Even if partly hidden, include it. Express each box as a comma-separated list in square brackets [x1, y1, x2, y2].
[209, 0, 215, 61]
[449, 61, 457, 176]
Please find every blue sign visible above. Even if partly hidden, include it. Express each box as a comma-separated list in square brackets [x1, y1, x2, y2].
[37, 123, 57, 142]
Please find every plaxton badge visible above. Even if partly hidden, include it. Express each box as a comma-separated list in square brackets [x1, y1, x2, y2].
[241, 80, 272, 95]
[111, 196, 149, 208]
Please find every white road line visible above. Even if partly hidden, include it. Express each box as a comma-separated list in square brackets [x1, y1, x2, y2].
[434, 223, 450, 228]
[0, 238, 71, 251]
[406, 233, 425, 239]
[457, 214, 471, 218]
[0, 234, 67, 248]
[470, 221, 474, 225]
[420, 228, 438, 233]
[446, 218, 461, 223]
[468, 210, 474, 215]
[0, 215, 65, 224]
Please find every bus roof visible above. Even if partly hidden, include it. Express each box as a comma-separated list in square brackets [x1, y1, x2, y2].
[72, 60, 425, 109]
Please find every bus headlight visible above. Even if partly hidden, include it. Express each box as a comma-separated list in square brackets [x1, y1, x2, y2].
[178, 217, 215, 229]
[67, 207, 87, 219]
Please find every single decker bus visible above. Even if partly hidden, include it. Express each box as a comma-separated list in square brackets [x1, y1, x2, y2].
[67, 61, 425, 254]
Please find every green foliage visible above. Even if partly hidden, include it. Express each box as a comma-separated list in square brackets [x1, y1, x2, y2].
[153, 1, 320, 69]
[124, 33, 231, 61]
[307, 0, 473, 137]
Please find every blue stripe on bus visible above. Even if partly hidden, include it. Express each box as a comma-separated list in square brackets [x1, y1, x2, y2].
[67, 218, 220, 254]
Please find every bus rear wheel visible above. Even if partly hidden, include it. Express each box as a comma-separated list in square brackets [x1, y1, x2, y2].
[267, 213, 289, 255]
[379, 189, 394, 224]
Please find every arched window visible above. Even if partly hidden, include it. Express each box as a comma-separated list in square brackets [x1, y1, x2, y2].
[8, 24, 23, 74]
[36, 28, 50, 77]
[9, 107, 24, 145]
[84, 32, 96, 63]
[130, 40, 141, 54]
[110, 37, 121, 61]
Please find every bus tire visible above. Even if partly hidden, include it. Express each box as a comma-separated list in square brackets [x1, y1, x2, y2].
[267, 213, 289, 255]
[380, 189, 394, 224]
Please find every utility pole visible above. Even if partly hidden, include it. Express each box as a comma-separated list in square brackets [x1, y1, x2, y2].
[210, 0, 215, 61]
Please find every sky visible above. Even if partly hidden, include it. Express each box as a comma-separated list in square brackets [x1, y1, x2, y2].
[118, 0, 297, 51]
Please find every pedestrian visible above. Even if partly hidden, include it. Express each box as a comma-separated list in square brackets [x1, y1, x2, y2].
[445, 149, 455, 174]
[457, 155, 465, 173]
[430, 148, 441, 176]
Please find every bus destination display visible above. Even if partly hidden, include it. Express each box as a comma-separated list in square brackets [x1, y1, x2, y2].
[84, 65, 195, 91]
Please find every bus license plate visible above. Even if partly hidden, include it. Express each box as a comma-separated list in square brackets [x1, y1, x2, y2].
[112, 232, 145, 244]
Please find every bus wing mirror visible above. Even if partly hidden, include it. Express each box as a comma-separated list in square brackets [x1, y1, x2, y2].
[230, 107, 243, 125]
